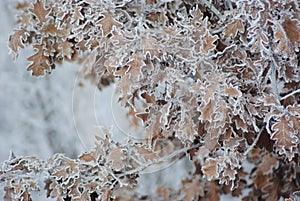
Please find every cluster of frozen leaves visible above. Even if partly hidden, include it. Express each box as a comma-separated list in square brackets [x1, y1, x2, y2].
[6, 0, 300, 200]
[0, 129, 203, 200]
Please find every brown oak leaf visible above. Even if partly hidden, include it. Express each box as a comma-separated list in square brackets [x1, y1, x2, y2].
[59, 41, 74, 60]
[204, 181, 220, 201]
[202, 158, 219, 180]
[27, 45, 52, 76]
[41, 21, 67, 36]
[108, 148, 125, 171]
[135, 145, 159, 162]
[253, 170, 271, 192]
[126, 53, 146, 81]
[258, 154, 279, 175]
[29, 0, 51, 24]
[282, 17, 300, 43]
[202, 32, 218, 55]
[141, 36, 161, 59]
[182, 178, 204, 201]
[224, 19, 245, 39]
[271, 115, 298, 160]
[97, 12, 123, 37]
[199, 100, 215, 122]
[274, 22, 294, 57]
[8, 29, 29, 56]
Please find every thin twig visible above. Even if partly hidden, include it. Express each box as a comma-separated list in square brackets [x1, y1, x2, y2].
[108, 170, 127, 187]
[280, 88, 300, 101]
[243, 126, 264, 156]
[270, 57, 279, 99]
[129, 155, 144, 166]
[118, 143, 202, 177]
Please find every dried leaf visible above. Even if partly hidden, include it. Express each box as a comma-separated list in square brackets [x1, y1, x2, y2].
[182, 178, 204, 201]
[282, 17, 300, 43]
[204, 181, 220, 201]
[199, 100, 214, 122]
[29, 0, 51, 24]
[202, 32, 218, 55]
[27, 45, 51, 76]
[42, 21, 67, 36]
[108, 148, 125, 171]
[59, 41, 74, 59]
[202, 158, 219, 180]
[135, 145, 159, 162]
[258, 154, 279, 174]
[253, 170, 271, 192]
[8, 29, 29, 56]
[141, 36, 161, 59]
[97, 12, 123, 36]
[79, 153, 95, 163]
[100, 189, 113, 201]
[271, 115, 298, 160]
[126, 53, 146, 81]
[224, 19, 245, 38]
[274, 22, 293, 57]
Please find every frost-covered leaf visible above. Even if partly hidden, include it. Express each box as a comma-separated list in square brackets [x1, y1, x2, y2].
[273, 22, 294, 57]
[108, 148, 125, 171]
[79, 153, 96, 163]
[59, 41, 74, 60]
[141, 36, 162, 59]
[224, 19, 245, 39]
[97, 12, 123, 37]
[204, 181, 220, 201]
[182, 178, 204, 201]
[41, 20, 67, 36]
[282, 17, 300, 44]
[202, 158, 219, 180]
[8, 29, 29, 56]
[27, 45, 52, 76]
[29, 0, 51, 24]
[134, 145, 159, 162]
[126, 53, 146, 81]
[271, 115, 298, 160]
[199, 100, 214, 122]
[202, 32, 218, 55]
[100, 189, 113, 201]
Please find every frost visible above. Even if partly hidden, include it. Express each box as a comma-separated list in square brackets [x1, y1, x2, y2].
[3, 0, 300, 200]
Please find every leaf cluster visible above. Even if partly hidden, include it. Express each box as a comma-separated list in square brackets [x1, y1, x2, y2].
[5, 0, 300, 200]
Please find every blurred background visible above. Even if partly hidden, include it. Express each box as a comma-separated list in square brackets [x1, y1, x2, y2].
[0, 1, 85, 161]
[0, 1, 84, 199]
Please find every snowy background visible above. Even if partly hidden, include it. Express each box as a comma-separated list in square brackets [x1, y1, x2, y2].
[0, 1, 240, 200]
[0, 2, 84, 161]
